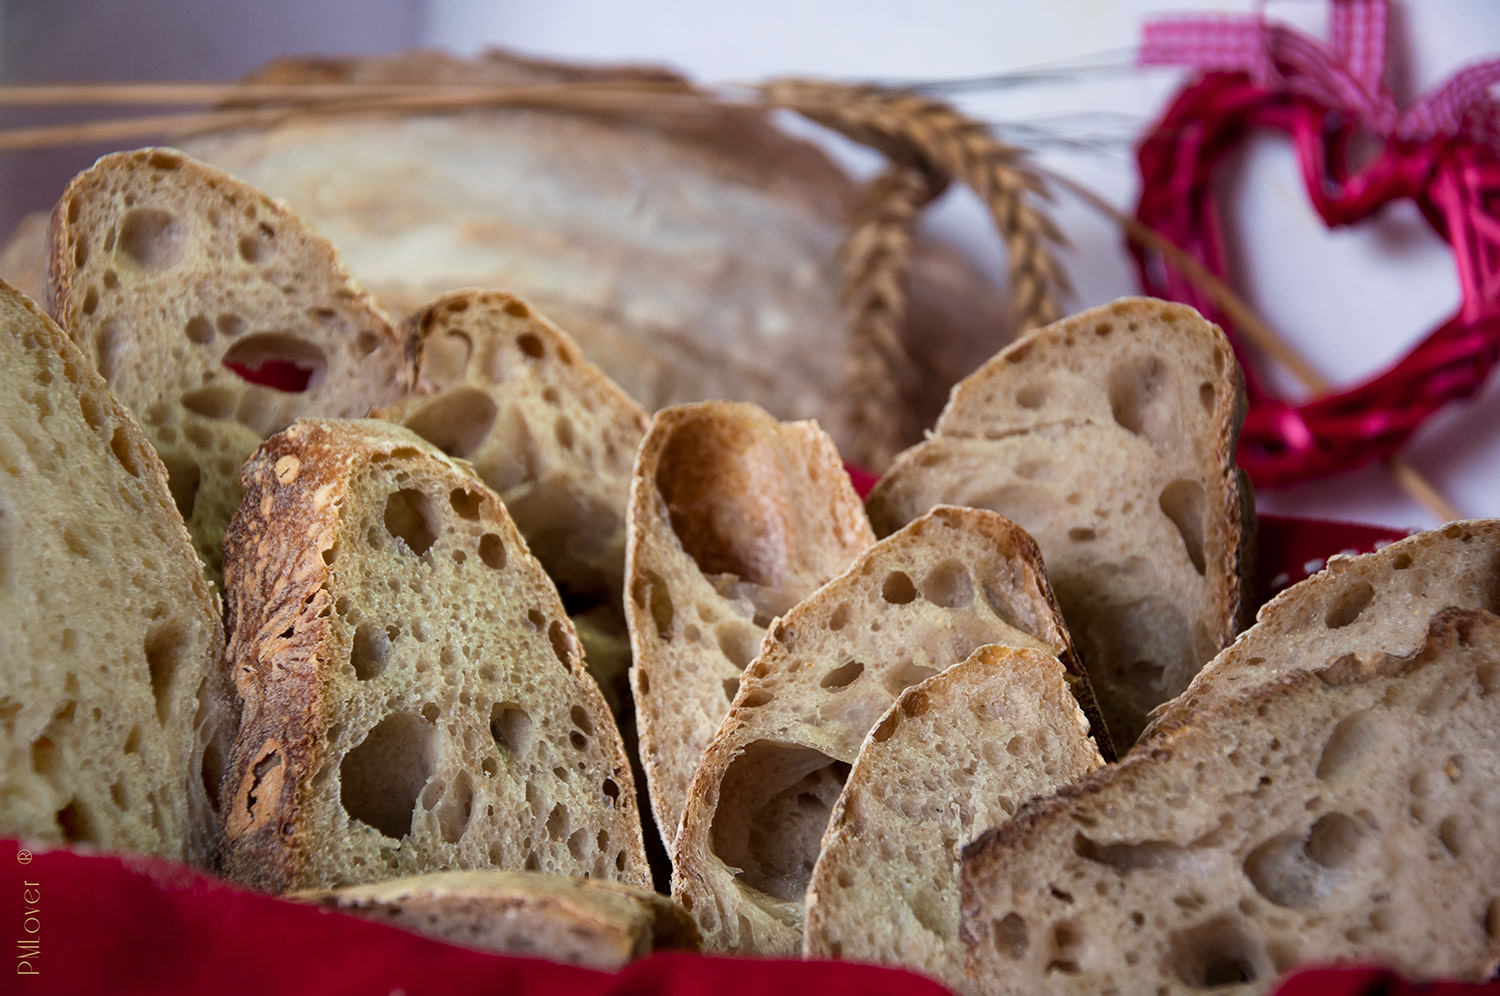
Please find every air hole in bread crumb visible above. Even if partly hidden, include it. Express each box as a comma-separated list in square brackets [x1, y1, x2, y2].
[489, 703, 532, 757]
[883, 661, 938, 697]
[871, 710, 900, 743]
[1439, 815, 1468, 856]
[710, 741, 850, 902]
[436, 771, 474, 844]
[1324, 580, 1375, 629]
[404, 390, 497, 459]
[991, 913, 1029, 959]
[569, 705, 594, 735]
[448, 488, 483, 520]
[901, 690, 931, 717]
[721, 676, 740, 701]
[237, 225, 276, 265]
[341, 711, 437, 839]
[478, 533, 506, 569]
[555, 415, 575, 450]
[56, 799, 98, 843]
[30, 736, 60, 776]
[1109, 354, 1172, 441]
[739, 686, 772, 708]
[81, 287, 99, 315]
[1015, 383, 1048, 409]
[350, 622, 390, 680]
[117, 208, 186, 271]
[546, 803, 568, 840]
[1159, 479, 1207, 575]
[633, 571, 674, 638]
[547, 620, 577, 669]
[881, 571, 918, 604]
[1166, 915, 1265, 989]
[920, 560, 973, 608]
[222, 333, 325, 394]
[517, 332, 545, 358]
[184, 315, 214, 344]
[827, 603, 851, 631]
[384, 488, 438, 557]
[1316, 709, 1389, 782]
[102, 269, 118, 290]
[144, 619, 189, 726]
[1199, 382, 1216, 413]
[108, 427, 143, 478]
[821, 659, 864, 690]
[1391, 552, 1413, 570]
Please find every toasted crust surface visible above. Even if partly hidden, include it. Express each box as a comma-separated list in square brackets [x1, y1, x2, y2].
[46, 147, 413, 582]
[219, 418, 648, 892]
[296, 869, 699, 969]
[961, 607, 1500, 996]
[868, 298, 1251, 744]
[625, 402, 874, 847]
[670, 506, 1089, 954]
[803, 646, 1104, 994]
[0, 279, 229, 867]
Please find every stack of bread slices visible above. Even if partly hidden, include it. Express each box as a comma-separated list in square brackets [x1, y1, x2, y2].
[2, 148, 1497, 992]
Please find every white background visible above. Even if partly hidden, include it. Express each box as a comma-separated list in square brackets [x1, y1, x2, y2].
[4, 0, 1499, 529]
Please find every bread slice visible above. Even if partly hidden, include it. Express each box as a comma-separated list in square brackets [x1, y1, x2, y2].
[0, 279, 229, 868]
[867, 298, 1251, 745]
[671, 506, 1090, 954]
[295, 869, 699, 969]
[218, 418, 648, 892]
[625, 401, 875, 846]
[373, 289, 649, 718]
[46, 147, 414, 583]
[803, 645, 1103, 991]
[961, 606, 1500, 996]
[1144, 518, 1500, 739]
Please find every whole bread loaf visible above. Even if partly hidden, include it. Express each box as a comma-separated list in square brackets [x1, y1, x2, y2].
[0, 279, 230, 868]
[219, 418, 648, 892]
[868, 298, 1251, 744]
[296, 869, 699, 969]
[164, 48, 1012, 464]
[46, 147, 413, 583]
[671, 506, 1094, 954]
[961, 606, 1500, 996]
[803, 645, 1104, 994]
[625, 401, 874, 847]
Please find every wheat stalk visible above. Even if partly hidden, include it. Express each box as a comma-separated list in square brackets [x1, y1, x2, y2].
[761, 77, 1070, 332]
[839, 163, 949, 469]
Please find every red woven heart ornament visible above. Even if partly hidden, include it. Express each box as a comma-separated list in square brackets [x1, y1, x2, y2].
[1133, 0, 1500, 487]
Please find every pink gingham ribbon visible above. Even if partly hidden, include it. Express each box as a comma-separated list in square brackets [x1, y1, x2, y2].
[1140, 0, 1500, 143]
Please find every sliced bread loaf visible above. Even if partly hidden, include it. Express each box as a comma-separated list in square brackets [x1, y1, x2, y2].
[0, 279, 229, 868]
[625, 401, 874, 846]
[1144, 518, 1500, 739]
[867, 297, 1251, 745]
[803, 645, 1104, 992]
[373, 289, 649, 717]
[670, 506, 1091, 954]
[961, 606, 1500, 996]
[218, 418, 648, 892]
[295, 869, 699, 969]
[46, 147, 413, 583]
